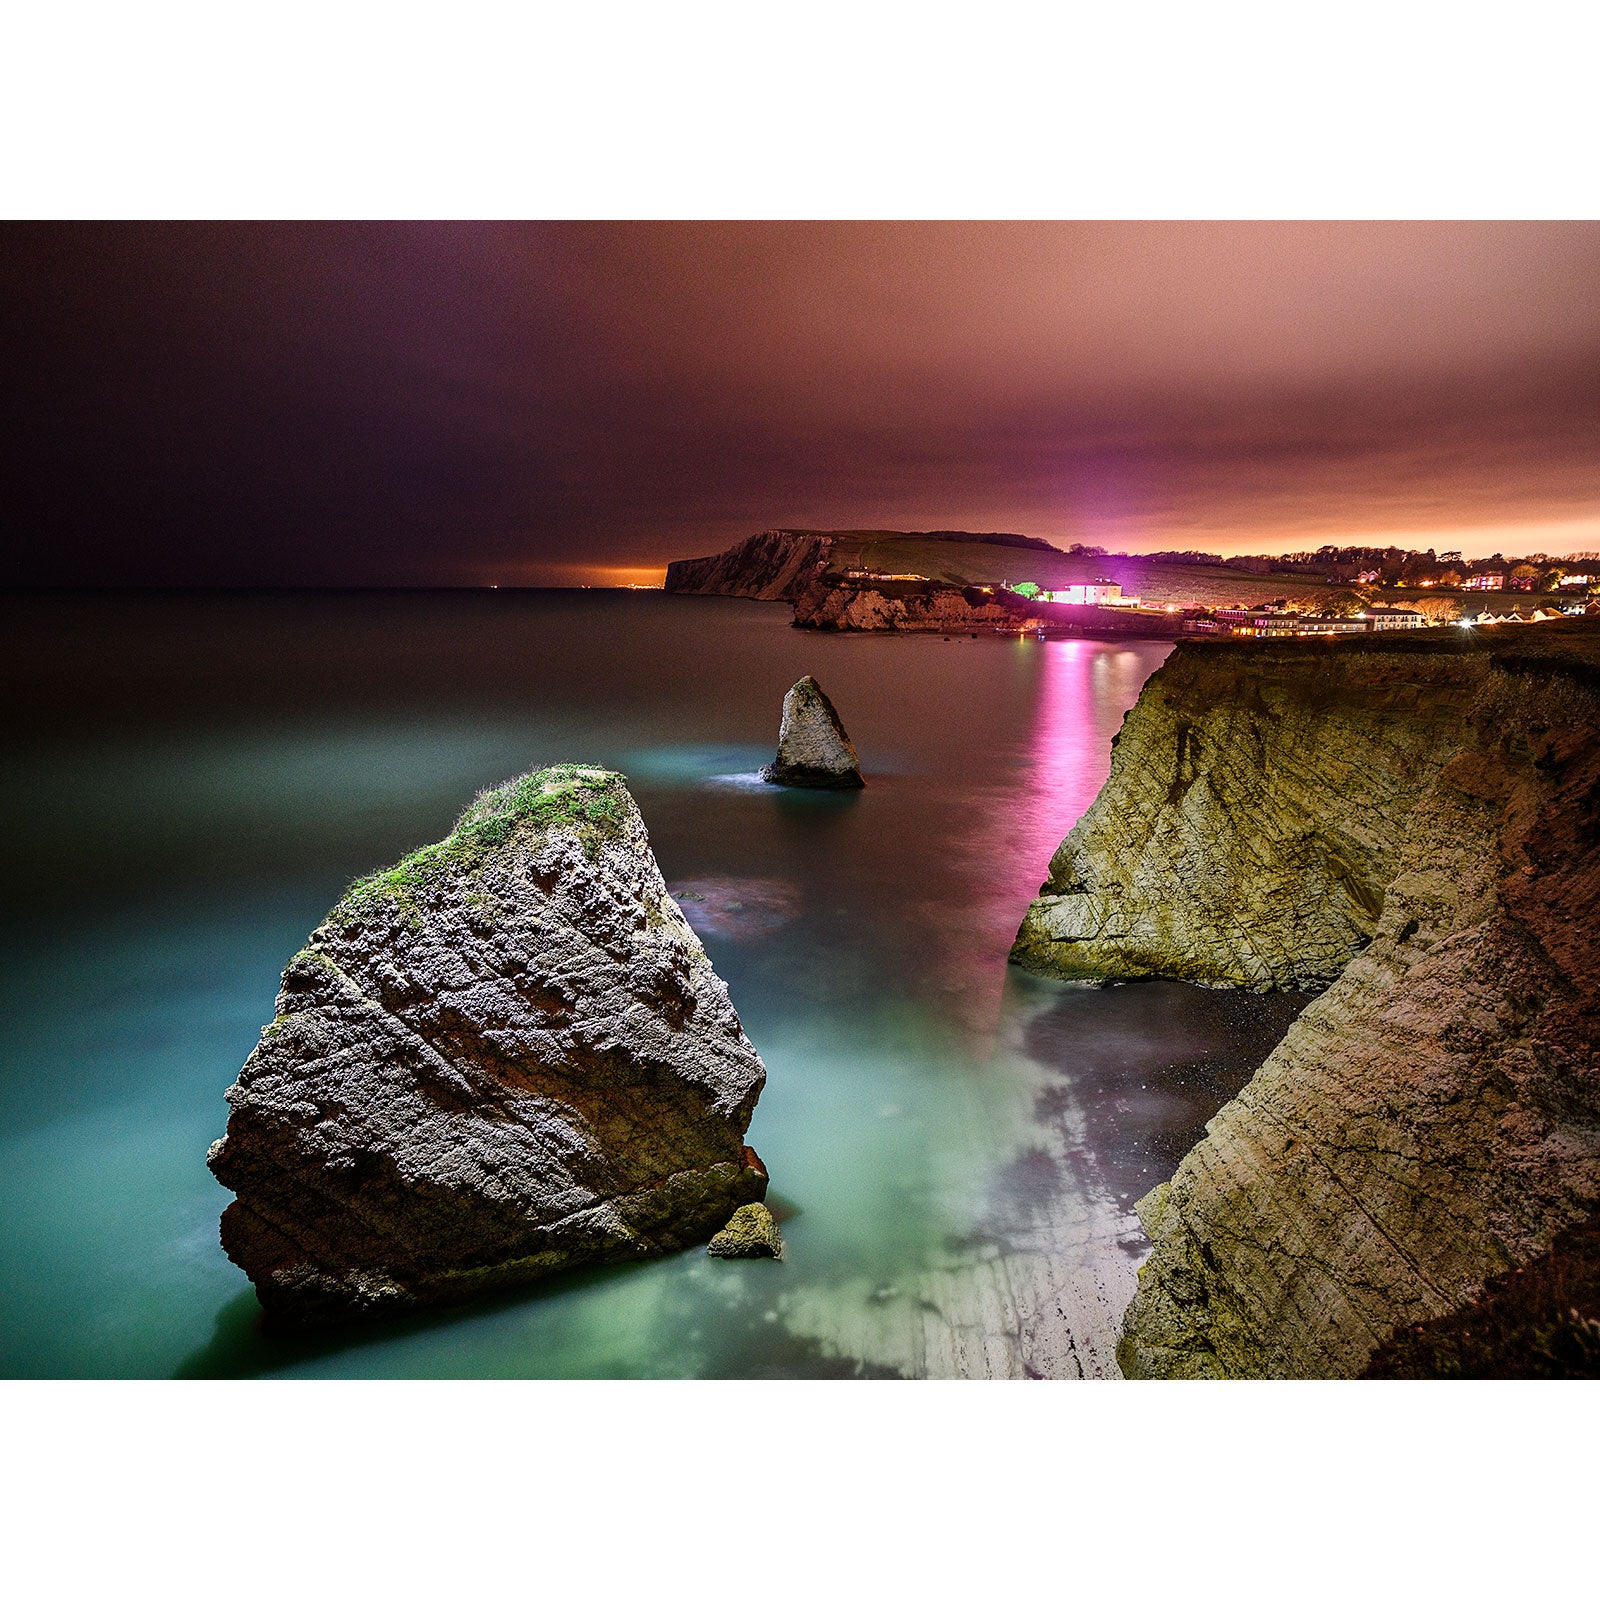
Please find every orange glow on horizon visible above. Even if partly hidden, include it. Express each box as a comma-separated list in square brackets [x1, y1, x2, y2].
[493, 562, 667, 590]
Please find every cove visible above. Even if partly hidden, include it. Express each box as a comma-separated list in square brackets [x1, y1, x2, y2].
[0, 590, 1302, 1377]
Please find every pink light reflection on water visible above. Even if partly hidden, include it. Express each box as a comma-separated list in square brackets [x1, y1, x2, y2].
[1032, 640, 1101, 841]
[930, 637, 1172, 1039]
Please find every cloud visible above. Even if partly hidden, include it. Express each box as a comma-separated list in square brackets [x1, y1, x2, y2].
[6, 221, 1597, 582]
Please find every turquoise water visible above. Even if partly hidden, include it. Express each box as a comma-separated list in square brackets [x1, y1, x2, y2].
[0, 591, 1302, 1378]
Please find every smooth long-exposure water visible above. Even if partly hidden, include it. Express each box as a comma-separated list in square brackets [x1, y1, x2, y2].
[0, 591, 1303, 1378]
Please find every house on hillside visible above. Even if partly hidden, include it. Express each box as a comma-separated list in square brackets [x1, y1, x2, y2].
[1214, 606, 1366, 637]
[1039, 580, 1126, 606]
[1295, 615, 1373, 636]
[1363, 606, 1425, 630]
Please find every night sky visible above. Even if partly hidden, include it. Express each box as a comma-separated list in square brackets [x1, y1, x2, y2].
[6, 220, 1598, 587]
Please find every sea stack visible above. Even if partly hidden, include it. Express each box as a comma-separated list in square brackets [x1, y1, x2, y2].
[761, 675, 865, 789]
[207, 764, 769, 1327]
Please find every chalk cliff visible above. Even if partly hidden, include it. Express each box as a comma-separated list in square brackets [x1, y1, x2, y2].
[208, 764, 768, 1326]
[664, 529, 834, 602]
[1012, 624, 1600, 1377]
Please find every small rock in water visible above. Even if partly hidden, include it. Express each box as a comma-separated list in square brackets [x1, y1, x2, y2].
[707, 1202, 784, 1259]
[760, 675, 865, 789]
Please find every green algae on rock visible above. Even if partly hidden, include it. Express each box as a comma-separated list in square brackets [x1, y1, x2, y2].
[1012, 623, 1600, 1378]
[707, 1201, 783, 1259]
[207, 764, 769, 1327]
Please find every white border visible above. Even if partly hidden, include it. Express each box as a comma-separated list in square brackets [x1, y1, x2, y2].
[2, 3, 1597, 218]
[3, 3, 1596, 1588]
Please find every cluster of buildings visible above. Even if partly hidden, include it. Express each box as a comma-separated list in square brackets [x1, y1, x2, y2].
[1459, 568, 1599, 593]
[1213, 605, 1426, 637]
[1258, 545, 1600, 593]
[979, 567, 1600, 641]
[1214, 600, 1600, 637]
[1463, 604, 1598, 625]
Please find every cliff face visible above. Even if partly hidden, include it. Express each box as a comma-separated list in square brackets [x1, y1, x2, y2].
[208, 765, 768, 1326]
[1012, 625, 1600, 1378]
[664, 529, 833, 601]
[792, 581, 1011, 631]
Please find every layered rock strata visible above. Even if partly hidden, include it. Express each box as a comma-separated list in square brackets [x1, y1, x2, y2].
[665, 529, 834, 602]
[208, 764, 769, 1326]
[761, 675, 865, 788]
[1012, 624, 1600, 1378]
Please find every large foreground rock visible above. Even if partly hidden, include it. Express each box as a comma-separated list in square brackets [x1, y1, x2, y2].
[761, 675, 865, 788]
[1012, 624, 1600, 1378]
[208, 764, 769, 1327]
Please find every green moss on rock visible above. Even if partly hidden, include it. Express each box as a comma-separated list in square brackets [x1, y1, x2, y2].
[338, 764, 630, 921]
[208, 760, 770, 1327]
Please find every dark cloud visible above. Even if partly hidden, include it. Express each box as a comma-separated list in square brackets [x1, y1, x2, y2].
[5, 221, 1598, 585]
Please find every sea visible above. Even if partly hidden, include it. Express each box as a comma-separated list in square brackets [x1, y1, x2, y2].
[0, 589, 1304, 1378]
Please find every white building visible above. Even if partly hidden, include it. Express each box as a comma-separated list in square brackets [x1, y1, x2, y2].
[1363, 605, 1425, 630]
[1040, 580, 1133, 606]
[1214, 607, 1368, 636]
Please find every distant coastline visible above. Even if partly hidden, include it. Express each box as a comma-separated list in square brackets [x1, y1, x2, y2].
[664, 528, 1599, 637]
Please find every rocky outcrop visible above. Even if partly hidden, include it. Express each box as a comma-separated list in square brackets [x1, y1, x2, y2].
[207, 764, 769, 1327]
[664, 529, 833, 602]
[707, 1202, 783, 1259]
[1012, 624, 1600, 1378]
[791, 582, 1191, 636]
[792, 579, 1012, 632]
[761, 675, 864, 788]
